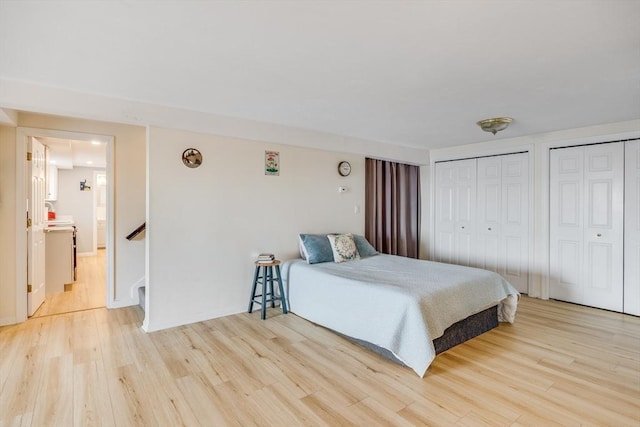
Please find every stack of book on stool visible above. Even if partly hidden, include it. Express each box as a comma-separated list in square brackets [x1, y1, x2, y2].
[257, 253, 275, 264]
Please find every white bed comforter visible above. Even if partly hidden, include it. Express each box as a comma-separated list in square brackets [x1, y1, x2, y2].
[282, 254, 519, 377]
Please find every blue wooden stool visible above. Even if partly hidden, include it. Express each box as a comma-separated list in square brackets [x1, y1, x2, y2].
[248, 260, 288, 319]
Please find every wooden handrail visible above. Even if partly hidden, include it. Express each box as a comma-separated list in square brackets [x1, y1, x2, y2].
[126, 223, 146, 240]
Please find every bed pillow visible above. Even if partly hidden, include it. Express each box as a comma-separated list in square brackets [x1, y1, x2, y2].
[353, 235, 378, 258]
[327, 233, 361, 263]
[299, 234, 335, 264]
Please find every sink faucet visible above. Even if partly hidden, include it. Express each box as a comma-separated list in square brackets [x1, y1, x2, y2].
[45, 201, 54, 213]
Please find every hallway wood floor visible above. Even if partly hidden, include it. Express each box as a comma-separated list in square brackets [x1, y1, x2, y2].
[31, 249, 106, 318]
[0, 296, 638, 426]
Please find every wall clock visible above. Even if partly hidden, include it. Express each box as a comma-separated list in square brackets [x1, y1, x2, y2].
[338, 161, 351, 177]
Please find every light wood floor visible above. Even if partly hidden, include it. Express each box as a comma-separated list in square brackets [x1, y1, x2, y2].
[31, 249, 106, 318]
[1, 296, 638, 426]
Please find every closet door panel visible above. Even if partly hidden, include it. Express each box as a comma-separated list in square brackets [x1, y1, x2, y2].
[436, 231, 454, 264]
[550, 147, 584, 303]
[501, 153, 529, 292]
[434, 160, 471, 264]
[477, 157, 501, 273]
[505, 236, 523, 277]
[435, 182, 455, 264]
[624, 140, 640, 315]
[455, 160, 477, 267]
[550, 143, 623, 311]
[583, 143, 623, 311]
[558, 240, 581, 287]
[479, 236, 500, 272]
[456, 233, 475, 267]
[436, 154, 528, 291]
[504, 183, 522, 224]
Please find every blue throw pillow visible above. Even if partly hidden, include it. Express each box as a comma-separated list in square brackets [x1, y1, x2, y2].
[353, 235, 378, 258]
[299, 234, 335, 264]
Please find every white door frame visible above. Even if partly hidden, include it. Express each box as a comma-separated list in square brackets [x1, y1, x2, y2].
[92, 170, 99, 254]
[93, 170, 108, 252]
[15, 127, 115, 322]
[624, 140, 640, 315]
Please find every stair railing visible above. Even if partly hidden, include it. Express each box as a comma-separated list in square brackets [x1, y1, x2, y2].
[126, 223, 146, 240]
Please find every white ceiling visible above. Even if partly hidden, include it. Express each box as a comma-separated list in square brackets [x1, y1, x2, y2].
[37, 137, 106, 169]
[1, 1, 639, 150]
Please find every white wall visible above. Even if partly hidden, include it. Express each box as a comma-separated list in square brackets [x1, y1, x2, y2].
[0, 126, 17, 324]
[144, 126, 365, 332]
[55, 166, 105, 254]
[427, 119, 640, 299]
[0, 79, 428, 166]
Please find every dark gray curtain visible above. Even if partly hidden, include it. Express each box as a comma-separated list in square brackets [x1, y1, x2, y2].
[365, 158, 420, 258]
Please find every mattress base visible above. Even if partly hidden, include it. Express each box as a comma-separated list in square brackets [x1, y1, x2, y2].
[433, 305, 498, 354]
[340, 305, 498, 367]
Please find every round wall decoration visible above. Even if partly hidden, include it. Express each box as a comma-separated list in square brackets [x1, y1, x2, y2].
[338, 161, 351, 177]
[182, 148, 203, 168]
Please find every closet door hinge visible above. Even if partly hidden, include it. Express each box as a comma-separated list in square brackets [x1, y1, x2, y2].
[26, 152, 32, 161]
[27, 284, 32, 293]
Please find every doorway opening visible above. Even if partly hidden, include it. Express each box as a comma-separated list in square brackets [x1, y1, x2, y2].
[15, 127, 114, 322]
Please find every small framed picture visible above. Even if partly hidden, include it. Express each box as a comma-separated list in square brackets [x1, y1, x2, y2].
[265, 151, 280, 175]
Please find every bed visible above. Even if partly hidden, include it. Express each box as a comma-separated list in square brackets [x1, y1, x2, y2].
[281, 243, 519, 377]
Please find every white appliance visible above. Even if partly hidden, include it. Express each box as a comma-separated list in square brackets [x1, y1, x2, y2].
[45, 216, 77, 295]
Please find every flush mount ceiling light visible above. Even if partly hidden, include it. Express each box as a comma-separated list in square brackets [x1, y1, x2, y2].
[477, 117, 513, 135]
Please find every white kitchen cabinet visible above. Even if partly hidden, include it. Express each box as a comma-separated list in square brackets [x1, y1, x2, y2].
[45, 227, 74, 295]
[46, 164, 58, 201]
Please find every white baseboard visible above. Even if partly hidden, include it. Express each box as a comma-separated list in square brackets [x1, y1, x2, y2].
[107, 299, 136, 309]
[141, 304, 246, 333]
[105, 277, 145, 309]
[77, 251, 97, 257]
[129, 277, 145, 301]
[0, 316, 18, 327]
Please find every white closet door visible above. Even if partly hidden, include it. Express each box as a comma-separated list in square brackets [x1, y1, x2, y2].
[550, 146, 584, 303]
[624, 140, 640, 315]
[501, 153, 529, 293]
[454, 159, 477, 267]
[477, 156, 502, 273]
[477, 154, 529, 292]
[434, 161, 457, 264]
[434, 159, 476, 266]
[583, 144, 624, 310]
[550, 143, 623, 311]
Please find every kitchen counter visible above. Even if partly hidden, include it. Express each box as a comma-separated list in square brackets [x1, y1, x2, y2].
[45, 225, 75, 232]
[46, 214, 74, 227]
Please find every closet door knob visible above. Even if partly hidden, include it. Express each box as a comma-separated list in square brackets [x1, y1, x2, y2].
[596, 233, 602, 237]
[488, 227, 492, 231]
[461, 226, 465, 229]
